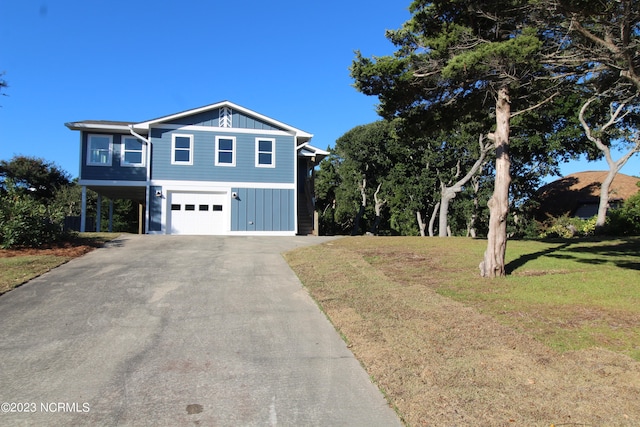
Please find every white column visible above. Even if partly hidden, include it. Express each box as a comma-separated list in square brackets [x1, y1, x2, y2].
[80, 186, 87, 232]
[108, 200, 114, 232]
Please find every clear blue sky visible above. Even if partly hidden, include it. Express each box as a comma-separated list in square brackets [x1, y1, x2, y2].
[1, 0, 638, 182]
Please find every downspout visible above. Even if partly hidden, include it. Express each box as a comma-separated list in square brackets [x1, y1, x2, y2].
[294, 137, 301, 234]
[129, 126, 152, 233]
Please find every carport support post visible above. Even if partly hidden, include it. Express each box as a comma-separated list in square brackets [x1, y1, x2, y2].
[138, 203, 143, 235]
[96, 194, 102, 232]
[108, 200, 113, 232]
[80, 186, 87, 233]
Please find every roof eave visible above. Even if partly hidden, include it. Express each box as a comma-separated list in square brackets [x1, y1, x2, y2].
[132, 101, 313, 138]
[65, 121, 137, 133]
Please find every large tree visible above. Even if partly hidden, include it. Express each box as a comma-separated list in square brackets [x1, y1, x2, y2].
[352, 0, 576, 277]
[547, 0, 640, 228]
[333, 121, 398, 235]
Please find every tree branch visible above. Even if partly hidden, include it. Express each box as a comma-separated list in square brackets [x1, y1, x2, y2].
[510, 92, 559, 118]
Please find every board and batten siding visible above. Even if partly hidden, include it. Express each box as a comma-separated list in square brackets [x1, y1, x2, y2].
[148, 185, 163, 232]
[231, 188, 295, 232]
[80, 132, 147, 181]
[167, 109, 281, 131]
[150, 128, 295, 183]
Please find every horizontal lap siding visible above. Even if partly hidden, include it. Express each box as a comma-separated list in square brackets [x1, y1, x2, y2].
[231, 188, 294, 232]
[150, 128, 294, 183]
[80, 133, 147, 181]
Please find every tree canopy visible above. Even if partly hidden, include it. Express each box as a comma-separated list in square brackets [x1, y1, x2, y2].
[351, 0, 590, 276]
[0, 156, 71, 201]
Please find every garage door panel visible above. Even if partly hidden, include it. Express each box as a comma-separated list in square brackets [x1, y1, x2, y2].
[169, 192, 226, 235]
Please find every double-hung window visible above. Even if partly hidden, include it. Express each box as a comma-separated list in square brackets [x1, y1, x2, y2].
[172, 134, 193, 165]
[215, 136, 236, 166]
[255, 138, 275, 167]
[87, 134, 113, 166]
[121, 136, 146, 167]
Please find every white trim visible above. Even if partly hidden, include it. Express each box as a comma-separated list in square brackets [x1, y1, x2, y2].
[227, 230, 297, 236]
[146, 230, 296, 236]
[171, 134, 194, 165]
[255, 137, 276, 168]
[148, 182, 298, 236]
[78, 179, 148, 187]
[87, 134, 113, 166]
[133, 101, 313, 139]
[297, 142, 330, 156]
[165, 189, 229, 235]
[215, 135, 236, 167]
[152, 123, 294, 136]
[149, 179, 294, 190]
[219, 106, 232, 128]
[120, 136, 146, 167]
[66, 122, 134, 132]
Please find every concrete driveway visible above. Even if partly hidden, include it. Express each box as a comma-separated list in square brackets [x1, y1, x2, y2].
[0, 235, 402, 426]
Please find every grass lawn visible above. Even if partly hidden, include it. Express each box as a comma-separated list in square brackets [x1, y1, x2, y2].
[285, 236, 640, 426]
[0, 233, 120, 295]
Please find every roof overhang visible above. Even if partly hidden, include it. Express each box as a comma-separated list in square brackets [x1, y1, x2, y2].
[297, 143, 329, 163]
[64, 121, 137, 133]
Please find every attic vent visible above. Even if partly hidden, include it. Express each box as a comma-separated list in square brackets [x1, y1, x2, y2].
[219, 106, 232, 128]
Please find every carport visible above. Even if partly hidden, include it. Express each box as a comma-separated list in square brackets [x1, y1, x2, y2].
[79, 184, 147, 233]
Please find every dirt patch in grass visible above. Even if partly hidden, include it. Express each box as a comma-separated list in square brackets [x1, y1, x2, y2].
[0, 233, 119, 295]
[285, 237, 640, 426]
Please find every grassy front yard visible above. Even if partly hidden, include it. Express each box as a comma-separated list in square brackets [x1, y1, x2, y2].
[0, 233, 120, 295]
[285, 236, 640, 426]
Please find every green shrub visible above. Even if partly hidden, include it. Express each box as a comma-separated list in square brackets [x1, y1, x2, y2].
[0, 192, 66, 248]
[539, 214, 597, 238]
[605, 191, 640, 236]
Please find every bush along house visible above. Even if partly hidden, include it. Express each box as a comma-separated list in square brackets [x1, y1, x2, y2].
[65, 101, 328, 235]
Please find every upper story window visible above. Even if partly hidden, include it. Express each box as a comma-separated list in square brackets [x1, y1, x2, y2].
[215, 136, 236, 166]
[172, 134, 193, 165]
[87, 134, 113, 166]
[121, 136, 146, 167]
[255, 138, 275, 168]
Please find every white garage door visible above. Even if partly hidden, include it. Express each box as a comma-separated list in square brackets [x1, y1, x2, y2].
[168, 192, 226, 235]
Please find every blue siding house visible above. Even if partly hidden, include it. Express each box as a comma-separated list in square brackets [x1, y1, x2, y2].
[65, 101, 327, 235]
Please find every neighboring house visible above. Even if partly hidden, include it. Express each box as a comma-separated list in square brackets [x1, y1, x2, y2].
[535, 171, 640, 220]
[65, 101, 328, 235]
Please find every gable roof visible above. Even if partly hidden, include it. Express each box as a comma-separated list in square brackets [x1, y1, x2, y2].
[66, 101, 314, 144]
[131, 100, 313, 141]
[297, 142, 329, 161]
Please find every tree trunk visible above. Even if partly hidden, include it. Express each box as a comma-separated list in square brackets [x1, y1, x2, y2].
[369, 183, 386, 235]
[480, 87, 511, 278]
[578, 97, 640, 229]
[438, 187, 454, 237]
[438, 135, 493, 237]
[597, 170, 616, 227]
[428, 202, 440, 237]
[416, 211, 427, 237]
[351, 177, 367, 235]
[466, 176, 480, 238]
[351, 205, 365, 235]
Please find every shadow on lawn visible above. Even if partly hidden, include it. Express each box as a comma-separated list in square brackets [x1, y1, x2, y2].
[505, 242, 572, 274]
[506, 238, 640, 274]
